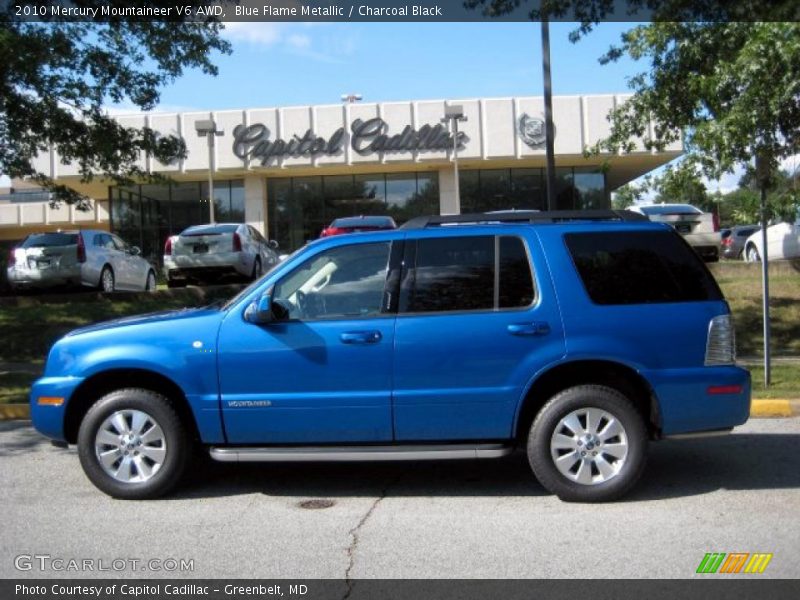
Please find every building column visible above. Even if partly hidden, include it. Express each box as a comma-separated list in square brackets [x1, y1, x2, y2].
[438, 166, 460, 215]
[244, 175, 266, 235]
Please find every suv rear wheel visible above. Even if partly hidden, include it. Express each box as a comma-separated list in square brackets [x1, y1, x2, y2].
[527, 385, 647, 502]
[77, 389, 190, 499]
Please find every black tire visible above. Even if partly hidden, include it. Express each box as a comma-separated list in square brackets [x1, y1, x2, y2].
[251, 257, 262, 281]
[77, 388, 191, 499]
[145, 270, 157, 292]
[98, 266, 115, 293]
[527, 385, 648, 502]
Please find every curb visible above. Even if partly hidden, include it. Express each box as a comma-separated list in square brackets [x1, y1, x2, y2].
[750, 399, 799, 418]
[2, 400, 799, 422]
[0, 404, 30, 420]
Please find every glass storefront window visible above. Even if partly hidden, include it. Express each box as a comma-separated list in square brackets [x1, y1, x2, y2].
[573, 168, 607, 210]
[510, 168, 545, 210]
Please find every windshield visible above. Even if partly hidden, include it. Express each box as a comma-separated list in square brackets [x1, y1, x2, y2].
[182, 224, 238, 236]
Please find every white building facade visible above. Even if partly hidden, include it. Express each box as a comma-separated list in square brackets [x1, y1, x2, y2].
[20, 94, 681, 259]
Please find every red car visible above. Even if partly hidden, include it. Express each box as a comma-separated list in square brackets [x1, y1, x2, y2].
[320, 216, 397, 238]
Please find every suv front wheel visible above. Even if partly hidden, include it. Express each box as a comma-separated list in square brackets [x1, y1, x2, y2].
[77, 389, 190, 499]
[527, 385, 648, 502]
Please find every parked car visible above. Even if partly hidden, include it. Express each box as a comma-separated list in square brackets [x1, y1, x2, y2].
[7, 230, 156, 293]
[30, 210, 749, 502]
[720, 225, 760, 259]
[320, 215, 397, 237]
[742, 209, 800, 262]
[628, 203, 721, 261]
[163, 223, 279, 287]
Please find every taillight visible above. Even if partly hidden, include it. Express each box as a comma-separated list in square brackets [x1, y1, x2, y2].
[76, 233, 86, 263]
[321, 227, 344, 238]
[722, 237, 732, 246]
[8, 247, 16, 267]
[705, 314, 736, 366]
[232, 232, 242, 252]
[164, 237, 172, 256]
[712, 212, 720, 232]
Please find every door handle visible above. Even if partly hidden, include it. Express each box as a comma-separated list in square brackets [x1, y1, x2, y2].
[507, 321, 550, 336]
[340, 331, 382, 344]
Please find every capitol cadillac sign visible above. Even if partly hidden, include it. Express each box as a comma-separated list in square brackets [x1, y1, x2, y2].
[232, 118, 467, 165]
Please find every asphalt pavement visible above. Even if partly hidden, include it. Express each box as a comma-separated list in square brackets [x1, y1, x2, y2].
[1, 418, 798, 579]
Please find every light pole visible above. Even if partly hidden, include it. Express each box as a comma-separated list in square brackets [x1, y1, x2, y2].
[195, 119, 224, 224]
[441, 105, 467, 214]
[541, 19, 557, 211]
[341, 93, 363, 103]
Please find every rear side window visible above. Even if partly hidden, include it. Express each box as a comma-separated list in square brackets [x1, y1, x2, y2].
[565, 231, 723, 305]
[401, 235, 534, 313]
[22, 233, 78, 248]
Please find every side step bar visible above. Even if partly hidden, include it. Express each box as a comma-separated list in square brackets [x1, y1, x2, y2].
[209, 443, 513, 463]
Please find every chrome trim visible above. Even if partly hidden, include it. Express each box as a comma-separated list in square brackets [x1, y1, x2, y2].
[209, 443, 512, 463]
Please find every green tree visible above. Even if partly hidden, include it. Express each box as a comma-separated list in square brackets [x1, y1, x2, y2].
[0, 4, 231, 207]
[651, 162, 711, 211]
[611, 178, 649, 209]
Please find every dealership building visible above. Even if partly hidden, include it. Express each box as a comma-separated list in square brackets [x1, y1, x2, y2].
[1, 95, 681, 259]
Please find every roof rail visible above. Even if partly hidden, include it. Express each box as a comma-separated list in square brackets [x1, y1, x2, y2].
[399, 209, 648, 229]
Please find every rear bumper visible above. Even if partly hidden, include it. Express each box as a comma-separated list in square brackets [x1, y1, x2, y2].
[163, 252, 250, 280]
[29, 376, 85, 442]
[643, 365, 751, 435]
[7, 265, 82, 289]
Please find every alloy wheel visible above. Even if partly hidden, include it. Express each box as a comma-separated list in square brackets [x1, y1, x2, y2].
[94, 409, 167, 483]
[550, 407, 629, 486]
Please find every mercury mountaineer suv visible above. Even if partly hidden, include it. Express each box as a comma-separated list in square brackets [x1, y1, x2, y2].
[30, 210, 750, 502]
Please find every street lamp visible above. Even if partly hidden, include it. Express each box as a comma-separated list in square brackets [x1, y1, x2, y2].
[195, 119, 224, 224]
[441, 105, 467, 214]
[341, 93, 363, 103]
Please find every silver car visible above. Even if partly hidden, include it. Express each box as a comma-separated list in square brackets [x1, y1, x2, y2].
[7, 230, 157, 293]
[162, 223, 280, 287]
[629, 203, 721, 262]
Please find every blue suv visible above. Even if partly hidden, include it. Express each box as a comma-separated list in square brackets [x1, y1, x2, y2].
[29, 210, 750, 502]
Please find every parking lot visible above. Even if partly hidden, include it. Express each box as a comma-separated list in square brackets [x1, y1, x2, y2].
[1, 417, 798, 579]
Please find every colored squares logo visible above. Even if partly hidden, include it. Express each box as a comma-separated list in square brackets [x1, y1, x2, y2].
[697, 553, 773, 574]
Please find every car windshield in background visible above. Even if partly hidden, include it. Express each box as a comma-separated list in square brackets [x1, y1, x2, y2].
[21, 233, 78, 248]
[182, 224, 238, 236]
[639, 204, 702, 216]
[332, 216, 395, 228]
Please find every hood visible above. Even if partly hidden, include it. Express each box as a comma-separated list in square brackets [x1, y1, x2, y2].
[65, 306, 222, 337]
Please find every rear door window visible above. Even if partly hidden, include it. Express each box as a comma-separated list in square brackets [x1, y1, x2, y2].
[400, 235, 534, 313]
[564, 231, 723, 304]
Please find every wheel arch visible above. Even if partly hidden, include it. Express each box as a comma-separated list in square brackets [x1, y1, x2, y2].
[64, 368, 199, 445]
[513, 359, 660, 443]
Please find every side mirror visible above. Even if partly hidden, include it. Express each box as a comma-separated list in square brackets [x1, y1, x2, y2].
[129, 246, 141, 256]
[269, 239, 279, 250]
[244, 289, 289, 324]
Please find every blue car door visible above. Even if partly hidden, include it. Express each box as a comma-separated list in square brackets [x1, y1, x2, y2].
[391, 230, 566, 441]
[217, 239, 401, 444]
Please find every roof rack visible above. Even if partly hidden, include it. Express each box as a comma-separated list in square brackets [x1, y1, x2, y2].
[400, 209, 648, 229]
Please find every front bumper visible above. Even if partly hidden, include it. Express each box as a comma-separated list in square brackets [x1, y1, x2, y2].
[29, 376, 85, 442]
[644, 365, 751, 435]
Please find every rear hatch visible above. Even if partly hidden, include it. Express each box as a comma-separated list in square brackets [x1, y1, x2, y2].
[13, 232, 80, 271]
[172, 224, 238, 257]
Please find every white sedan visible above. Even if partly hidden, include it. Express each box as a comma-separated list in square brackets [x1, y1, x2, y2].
[628, 203, 721, 262]
[163, 223, 280, 287]
[743, 209, 800, 262]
